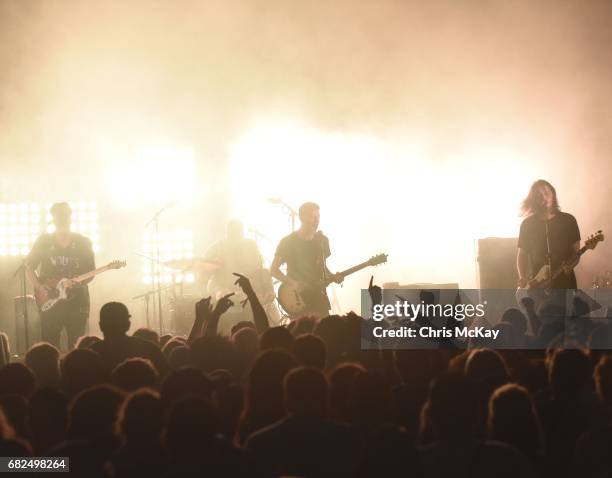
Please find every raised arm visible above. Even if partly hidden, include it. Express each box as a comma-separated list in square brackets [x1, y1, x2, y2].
[234, 273, 269, 333]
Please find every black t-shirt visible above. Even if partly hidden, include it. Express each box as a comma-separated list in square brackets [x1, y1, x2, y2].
[518, 212, 580, 288]
[26, 233, 95, 304]
[275, 231, 330, 287]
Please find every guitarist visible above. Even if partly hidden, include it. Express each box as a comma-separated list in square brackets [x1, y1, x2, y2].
[517, 180, 581, 290]
[25, 202, 96, 349]
[271, 202, 342, 318]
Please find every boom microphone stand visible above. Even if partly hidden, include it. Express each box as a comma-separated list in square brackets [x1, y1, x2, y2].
[12, 260, 30, 352]
[145, 202, 176, 335]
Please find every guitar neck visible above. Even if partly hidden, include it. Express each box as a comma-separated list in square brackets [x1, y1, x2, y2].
[331, 260, 373, 284]
[73, 264, 114, 283]
[551, 246, 588, 281]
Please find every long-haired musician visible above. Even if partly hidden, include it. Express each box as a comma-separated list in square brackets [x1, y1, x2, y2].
[517, 180, 580, 289]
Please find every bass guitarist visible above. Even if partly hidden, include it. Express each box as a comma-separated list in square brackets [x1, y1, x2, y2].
[271, 202, 343, 318]
[26, 202, 96, 349]
[517, 180, 581, 290]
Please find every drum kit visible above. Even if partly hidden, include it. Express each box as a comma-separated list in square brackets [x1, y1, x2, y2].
[132, 254, 281, 336]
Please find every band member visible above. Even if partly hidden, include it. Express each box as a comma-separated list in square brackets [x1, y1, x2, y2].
[517, 180, 580, 289]
[203, 219, 264, 300]
[26, 202, 95, 349]
[271, 202, 342, 318]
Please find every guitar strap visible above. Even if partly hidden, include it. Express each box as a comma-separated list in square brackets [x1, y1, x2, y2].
[545, 219, 552, 285]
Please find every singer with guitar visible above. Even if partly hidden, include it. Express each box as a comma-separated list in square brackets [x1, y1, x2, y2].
[25, 202, 96, 349]
[271, 202, 343, 318]
[517, 180, 581, 290]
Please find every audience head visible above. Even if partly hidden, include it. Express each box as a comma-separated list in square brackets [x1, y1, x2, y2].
[243, 349, 297, 424]
[160, 367, 213, 411]
[0, 363, 35, 398]
[291, 333, 326, 369]
[501, 308, 528, 336]
[74, 335, 102, 349]
[465, 348, 509, 383]
[68, 384, 124, 440]
[260, 326, 294, 351]
[168, 346, 191, 370]
[594, 354, 612, 409]
[60, 348, 106, 397]
[488, 383, 543, 459]
[548, 348, 590, 398]
[117, 389, 163, 443]
[99, 302, 131, 339]
[25, 342, 60, 388]
[284, 367, 328, 418]
[329, 362, 366, 422]
[26, 388, 68, 454]
[190, 336, 235, 374]
[424, 373, 478, 440]
[164, 396, 217, 458]
[350, 370, 391, 423]
[111, 358, 159, 391]
[132, 328, 160, 347]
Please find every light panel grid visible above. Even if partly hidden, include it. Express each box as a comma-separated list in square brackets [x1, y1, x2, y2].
[0, 203, 41, 256]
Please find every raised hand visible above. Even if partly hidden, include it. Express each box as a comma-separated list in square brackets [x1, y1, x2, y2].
[213, 292, 235, 316]
[368, 275, 382, 306]
[195, 296, 212, 321]
[233, 272, 255, 295]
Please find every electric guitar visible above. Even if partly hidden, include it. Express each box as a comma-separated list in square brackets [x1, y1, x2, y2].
[35, 260, 127, 312]
[515, 230, 604, 305]
[277, 253, 388, 317]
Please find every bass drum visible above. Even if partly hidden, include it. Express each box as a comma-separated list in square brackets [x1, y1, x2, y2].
[169, 295, 198, 337]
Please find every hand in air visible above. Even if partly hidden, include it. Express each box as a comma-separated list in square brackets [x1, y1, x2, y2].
[233, 272, 254, 295]
[195, 297, 213, 321]
[213, 293, 235, 316]
[368, 275, 382, 306]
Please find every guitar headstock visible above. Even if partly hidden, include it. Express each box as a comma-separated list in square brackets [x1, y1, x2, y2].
[585, 230, 604, 250]
[367, 253, 388, 266]
[108, 260, 127, 270]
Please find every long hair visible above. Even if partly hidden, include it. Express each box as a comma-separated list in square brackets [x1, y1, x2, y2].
[520, 179, 560, 217]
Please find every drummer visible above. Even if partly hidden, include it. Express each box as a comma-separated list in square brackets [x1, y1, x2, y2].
[202, 219, 264, 301]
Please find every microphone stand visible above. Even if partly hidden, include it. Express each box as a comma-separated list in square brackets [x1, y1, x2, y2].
[12, 260, 30, 353]
[269, 198, 298, 232]
[145, 203, 175, 336]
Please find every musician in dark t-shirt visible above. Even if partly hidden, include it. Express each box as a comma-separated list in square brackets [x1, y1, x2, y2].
[517, 180, 581, 289]
[26, 202, 95, 349]
[271, 202, 342, 318]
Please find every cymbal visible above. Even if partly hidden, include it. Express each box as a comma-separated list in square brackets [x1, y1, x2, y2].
[163, 258, 222, 272]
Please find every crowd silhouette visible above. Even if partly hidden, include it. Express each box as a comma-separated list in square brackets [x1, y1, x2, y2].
[0, 273, 611, 478]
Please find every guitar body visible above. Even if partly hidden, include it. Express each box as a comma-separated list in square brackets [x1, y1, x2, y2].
[277, 253, 389, 319]
[277, 281, 310, 317]
[35, 278, 71, 312]
[527, 265, 552, 289]
[34, 260, 127, 313]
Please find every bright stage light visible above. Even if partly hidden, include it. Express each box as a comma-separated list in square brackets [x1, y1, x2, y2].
[229, 120, 541, 312]
[142, 230, 195, 285]
[108, 146, 197, 209]
[0, 203, 42, 257]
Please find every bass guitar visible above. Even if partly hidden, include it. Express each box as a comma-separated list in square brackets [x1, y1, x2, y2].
[515, 230, 603, 306]
[35, 260, 127, 312]
[277, 253, 388, 317]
